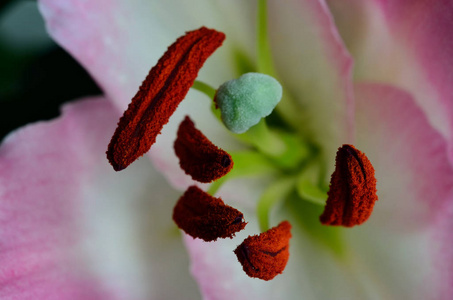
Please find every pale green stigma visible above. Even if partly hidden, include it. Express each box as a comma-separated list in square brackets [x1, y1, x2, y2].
[215, 72, 282, 134]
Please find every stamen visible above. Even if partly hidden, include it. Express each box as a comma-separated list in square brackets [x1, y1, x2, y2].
[320, 144, 378, 227]
[174, 116, 233, 183]
[173, 186, 247, 242]
[107, 27, 225, 171]
[234, 221, 292, 281]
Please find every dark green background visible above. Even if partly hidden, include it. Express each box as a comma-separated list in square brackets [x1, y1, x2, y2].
[0, 0, 101, 141]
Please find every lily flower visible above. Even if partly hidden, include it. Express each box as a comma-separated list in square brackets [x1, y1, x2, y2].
[1, 0, 452, 299]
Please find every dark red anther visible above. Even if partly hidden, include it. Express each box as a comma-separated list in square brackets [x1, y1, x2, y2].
[234, 221, 292, 281]
[107, 27, 225, 171]
[174, 116, 233, 183]
[320, 144, 378, 227]
[173, 186, 246, 242]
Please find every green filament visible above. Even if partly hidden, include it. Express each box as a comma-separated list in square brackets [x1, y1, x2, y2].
[257, 0, 275, 75]
[192, 80, 216, 99]
[257, 176, 297, 232]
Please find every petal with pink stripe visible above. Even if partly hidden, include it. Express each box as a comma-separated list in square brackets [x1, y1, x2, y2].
[0, 97, 200, 300]
[327, 0, 453, 164]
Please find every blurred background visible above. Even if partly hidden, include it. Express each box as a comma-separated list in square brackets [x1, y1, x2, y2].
[0, 0, 101, 141]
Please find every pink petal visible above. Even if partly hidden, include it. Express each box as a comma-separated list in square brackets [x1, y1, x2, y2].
[354, 83, 453, 230]
[267, 0, 355, 174]
[434, 198, 453, 300]
[38, 0, 249, 188]
[0, 98, 200, 299]
[327, 0, 453, 164]
[0, 97, 120, 299]
[352, 82, 453, 299]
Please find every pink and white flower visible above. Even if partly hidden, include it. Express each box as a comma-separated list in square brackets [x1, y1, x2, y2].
[1, 0, 452, 299]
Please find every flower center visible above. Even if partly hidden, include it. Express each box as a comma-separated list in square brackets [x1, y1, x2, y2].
[105, 0, 378, 281]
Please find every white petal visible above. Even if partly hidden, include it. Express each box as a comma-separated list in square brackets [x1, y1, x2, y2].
[267, 0, 355, 177]
[38, 0, 253, 187]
